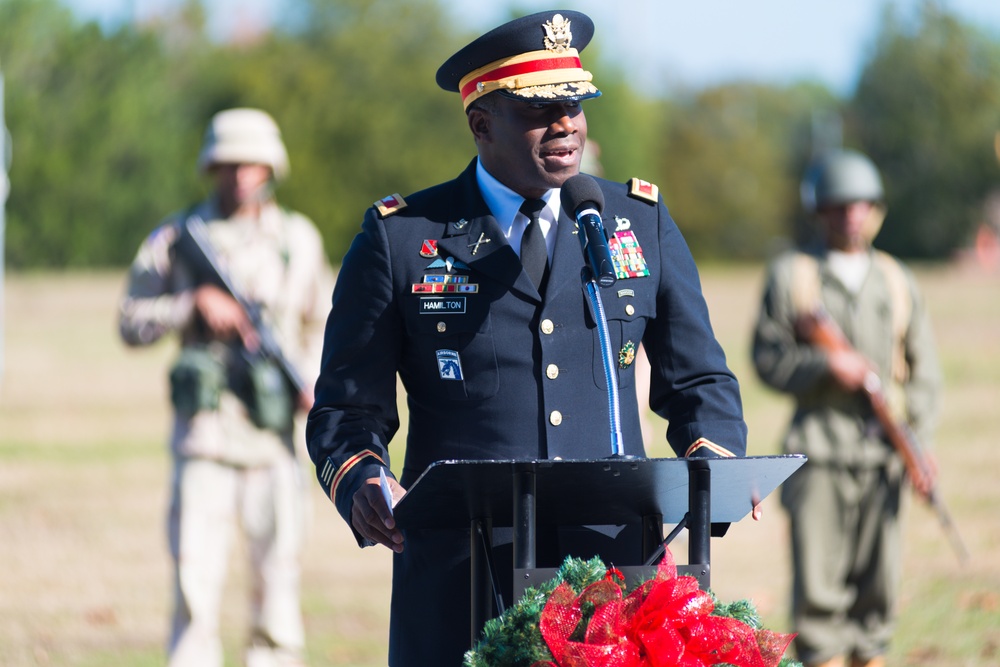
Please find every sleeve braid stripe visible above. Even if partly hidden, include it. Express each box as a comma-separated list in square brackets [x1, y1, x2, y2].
[330, 450, 386, 503]
[685, 438, 736, 458]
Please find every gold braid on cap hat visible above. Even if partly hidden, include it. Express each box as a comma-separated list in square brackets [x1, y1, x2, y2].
[459, 48, 595, 109]
[458, 15, 596, 110]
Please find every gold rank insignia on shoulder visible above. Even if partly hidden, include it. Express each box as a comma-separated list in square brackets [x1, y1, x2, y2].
[627, 178, 659, 204]
[374, 193, 408, 217]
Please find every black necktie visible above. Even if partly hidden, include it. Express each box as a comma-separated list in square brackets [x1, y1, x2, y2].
[519, 198, 549, 291]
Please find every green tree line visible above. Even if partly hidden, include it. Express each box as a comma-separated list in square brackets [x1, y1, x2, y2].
[1, 0, 998, 268]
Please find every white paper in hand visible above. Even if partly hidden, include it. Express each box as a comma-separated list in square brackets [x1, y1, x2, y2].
[379, 467, 395, 517]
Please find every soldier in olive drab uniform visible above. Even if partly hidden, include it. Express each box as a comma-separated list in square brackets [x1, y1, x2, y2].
[752, 149, 942, 667]
[307, 11, 748, 666]
[119, 108, 334, 667]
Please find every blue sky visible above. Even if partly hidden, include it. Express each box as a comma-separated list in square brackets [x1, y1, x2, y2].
[63, 0, 1000, 96]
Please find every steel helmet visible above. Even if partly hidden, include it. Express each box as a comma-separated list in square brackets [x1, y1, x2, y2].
[197, 108, 290, 180]
[802, 148, 884, 211]
[802, 149, 887, 242]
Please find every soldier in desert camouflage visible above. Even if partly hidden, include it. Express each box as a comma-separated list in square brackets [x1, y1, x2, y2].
[119, 108, 334, 667]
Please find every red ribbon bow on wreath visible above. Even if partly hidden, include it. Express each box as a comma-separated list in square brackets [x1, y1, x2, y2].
[533, 549, 794, 667]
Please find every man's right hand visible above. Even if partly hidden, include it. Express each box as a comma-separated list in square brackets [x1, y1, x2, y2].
[826, 348, 871, 392]
[352, 476, 406, 552]
[193, 284, 259, 351]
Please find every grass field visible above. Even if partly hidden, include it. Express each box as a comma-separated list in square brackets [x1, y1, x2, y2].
[1, 264, 998, 666]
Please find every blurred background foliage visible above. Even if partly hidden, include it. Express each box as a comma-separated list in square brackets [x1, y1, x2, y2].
[1, 0, 999, 268]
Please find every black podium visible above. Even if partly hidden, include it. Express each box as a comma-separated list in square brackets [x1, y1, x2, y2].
[393, 454, 805, 646]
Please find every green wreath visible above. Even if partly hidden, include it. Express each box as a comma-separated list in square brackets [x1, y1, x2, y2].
[464, 549, 801, 667]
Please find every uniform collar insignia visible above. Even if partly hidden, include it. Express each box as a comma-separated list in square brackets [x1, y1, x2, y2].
[468, 233, 492, 255]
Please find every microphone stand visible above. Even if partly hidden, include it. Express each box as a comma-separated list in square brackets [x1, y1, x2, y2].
[580, 266, 625, 457]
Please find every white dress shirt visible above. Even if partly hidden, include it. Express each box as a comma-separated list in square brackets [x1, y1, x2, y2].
[475, 158, 561, 262]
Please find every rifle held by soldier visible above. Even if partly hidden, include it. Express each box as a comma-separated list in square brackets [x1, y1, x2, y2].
[178, 214, 307, 403]
[795, 309, 970, 565]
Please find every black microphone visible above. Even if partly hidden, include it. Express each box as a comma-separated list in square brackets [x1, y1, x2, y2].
[560, 174, 617, 288]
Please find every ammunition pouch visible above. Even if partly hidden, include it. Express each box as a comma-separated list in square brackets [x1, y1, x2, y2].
[169, 345, 294, 433]
[169, 346, 226, 418]
[247, 356, 295, 432]
[232, 352, 295, 433]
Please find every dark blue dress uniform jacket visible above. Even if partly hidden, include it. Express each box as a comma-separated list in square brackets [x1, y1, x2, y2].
[307, 160, 747, 665]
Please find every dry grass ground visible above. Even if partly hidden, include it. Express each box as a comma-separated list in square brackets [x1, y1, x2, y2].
[1, 264, 997, 666]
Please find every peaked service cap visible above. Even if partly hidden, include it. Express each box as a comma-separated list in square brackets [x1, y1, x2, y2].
[436, 10, 601, 110]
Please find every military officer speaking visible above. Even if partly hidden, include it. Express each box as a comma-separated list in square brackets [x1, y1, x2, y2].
[306, 10, 749, 666]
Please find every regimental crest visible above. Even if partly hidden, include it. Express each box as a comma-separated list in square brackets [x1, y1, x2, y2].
[543, 14, 573, 52]
[420, 239, 439, 258]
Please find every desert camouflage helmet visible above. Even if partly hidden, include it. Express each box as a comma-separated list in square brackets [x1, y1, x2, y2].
[197, 108, 289, 180]
[802, 148, 884, 211]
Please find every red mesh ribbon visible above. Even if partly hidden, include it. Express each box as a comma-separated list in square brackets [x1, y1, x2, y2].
[536, 550, 795, 667]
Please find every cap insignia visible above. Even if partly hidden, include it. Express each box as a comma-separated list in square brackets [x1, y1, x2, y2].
[543, 14, 573, 52]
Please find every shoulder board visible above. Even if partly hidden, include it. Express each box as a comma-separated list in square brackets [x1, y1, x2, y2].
[374, 193, 408, 217]
[627, 178, 659, 204]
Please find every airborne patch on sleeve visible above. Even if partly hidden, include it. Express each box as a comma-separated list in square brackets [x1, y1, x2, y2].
[627, 178, 659, 204]
[374, 193, 408, 217]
